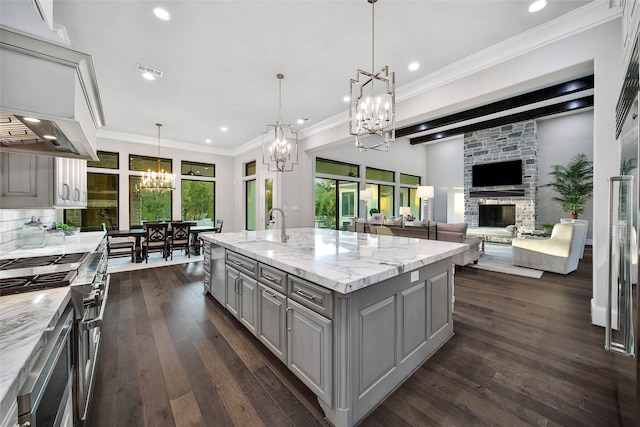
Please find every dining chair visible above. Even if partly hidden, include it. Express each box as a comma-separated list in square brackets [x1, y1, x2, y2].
[215, 219, 223, 233]
[103, 223, 135, 262]
[142, 222, 169, 263]
[168, 222, 191, 260]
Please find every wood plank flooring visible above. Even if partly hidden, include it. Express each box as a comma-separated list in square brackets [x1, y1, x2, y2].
[89, 247, 635, 426]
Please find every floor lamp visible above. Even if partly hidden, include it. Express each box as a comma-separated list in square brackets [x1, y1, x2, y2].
[417, 186, 434, 223]
[359, 189, 372, 232]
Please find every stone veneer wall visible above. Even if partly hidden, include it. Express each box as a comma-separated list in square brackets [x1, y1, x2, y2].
[464, 120, 538, 232]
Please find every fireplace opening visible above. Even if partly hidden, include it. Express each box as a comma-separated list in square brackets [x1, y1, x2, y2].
[479, 204, 516, 227]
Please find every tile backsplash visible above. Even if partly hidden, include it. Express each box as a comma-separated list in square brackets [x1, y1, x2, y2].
[0, 209, 58, 254]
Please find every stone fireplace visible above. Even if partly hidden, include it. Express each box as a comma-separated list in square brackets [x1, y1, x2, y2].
[463, 120, 538, 231]
[479, 204, 516, 227]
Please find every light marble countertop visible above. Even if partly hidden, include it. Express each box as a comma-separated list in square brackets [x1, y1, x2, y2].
[0, 287, 71, 419]
[0, 231, 105, 419]
[200, 227, 466, 294]
[0, 231, 106, 260]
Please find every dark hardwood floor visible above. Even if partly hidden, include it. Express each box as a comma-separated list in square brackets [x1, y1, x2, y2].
[89, 247, 635, 426]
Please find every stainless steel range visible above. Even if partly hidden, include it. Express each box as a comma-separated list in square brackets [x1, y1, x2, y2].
[0, 238, 109, 427]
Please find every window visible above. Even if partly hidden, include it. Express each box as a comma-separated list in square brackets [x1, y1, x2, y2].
[246, 179, 256, 230]
[316, 158, 359, 177]
[315, 178, 358, 230]
[88, 151, 119, 169]
[129, 154, 172, 173]
[181, 161, 215, 178]
[366, 167, 394, 182]
[64, 173, 119, 231]
[129, 176, 171, 226]
[399, 173, 421, 219]
[245, 160, 256, 176]
[181, 180, 214, 221]
[365, 183, 394, 218]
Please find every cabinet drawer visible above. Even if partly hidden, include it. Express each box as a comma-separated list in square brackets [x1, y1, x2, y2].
[226, 250, 257, 278]
[258, 264, 287, 294]
[288, 276, 333, 319]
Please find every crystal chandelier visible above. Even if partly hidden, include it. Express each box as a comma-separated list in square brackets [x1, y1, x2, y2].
[350, 0, 395, 151]
[141, 123, 176, 191]
[263, 73, 298, 172]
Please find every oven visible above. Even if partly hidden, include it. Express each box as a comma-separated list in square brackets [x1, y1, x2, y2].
[17, 305, 74, 427]
[71, 244, 109, 426]
[1, 236, 109, 426]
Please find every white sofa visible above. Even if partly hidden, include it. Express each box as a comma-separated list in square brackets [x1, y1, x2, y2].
[511, 223, 582, 274]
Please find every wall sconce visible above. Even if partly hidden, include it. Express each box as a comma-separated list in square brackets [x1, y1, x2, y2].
[417, 186, 434, 222]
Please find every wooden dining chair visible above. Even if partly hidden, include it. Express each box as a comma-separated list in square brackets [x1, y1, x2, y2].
[142, 222, 169, 263]
[103, 223, 135, 262]
[168, 222, 191, 260]
[215, 219, 223, 233]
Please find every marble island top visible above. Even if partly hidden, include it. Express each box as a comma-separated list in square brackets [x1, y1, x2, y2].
[0, 287, 71, 419]
[200, 227, 466, 294]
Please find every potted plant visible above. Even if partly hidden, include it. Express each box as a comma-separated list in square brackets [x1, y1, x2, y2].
[541, 153, 593, 219]
[540, 223, 554, 235]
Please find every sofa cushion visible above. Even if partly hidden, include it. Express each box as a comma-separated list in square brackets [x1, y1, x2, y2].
[438, 231, 464, 243]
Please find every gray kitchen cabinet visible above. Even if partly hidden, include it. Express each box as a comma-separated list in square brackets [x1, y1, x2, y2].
[287, 298, 332, 405]
[225, 265, 258, 336]
[257, 283, 287, 363]
[0, 152, 86, 209]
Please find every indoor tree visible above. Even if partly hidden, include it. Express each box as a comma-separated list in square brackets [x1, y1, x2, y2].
[541, 153, 593, 218]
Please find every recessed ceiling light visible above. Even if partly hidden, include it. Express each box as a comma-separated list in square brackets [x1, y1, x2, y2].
[528, 0, 547, 13]
[297, 118, 309, 125]
[343, 96, 351, 102]
[205, 138, 212, 143]
[153, 7, 170, 20]
[142, 72, 155, 81]
[220, 126, 228, 132]
[408, 62, 420, 71]
[23, 117, 40, 123]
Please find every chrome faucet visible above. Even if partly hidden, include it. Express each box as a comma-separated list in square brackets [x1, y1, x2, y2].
[268, 208, 289, 243]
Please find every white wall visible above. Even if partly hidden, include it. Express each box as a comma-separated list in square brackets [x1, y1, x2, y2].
[94, 138, 235, 230]
[423, 135, 465, 223]
[537, 110, 594, 239]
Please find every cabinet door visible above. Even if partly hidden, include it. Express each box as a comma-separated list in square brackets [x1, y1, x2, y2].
[258, 283, 287, 362]
[0, 153, 53, 208]
[238, 273, 258, 336]
[54, 157, 70, 207]
[287, 299, 332, 405]
[225, 266, 240, 318]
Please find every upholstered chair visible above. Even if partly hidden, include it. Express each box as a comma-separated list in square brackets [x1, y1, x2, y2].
[512, 223, 582, 274]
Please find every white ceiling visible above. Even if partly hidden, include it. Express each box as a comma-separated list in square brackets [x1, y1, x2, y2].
[50, 0, 594, 154]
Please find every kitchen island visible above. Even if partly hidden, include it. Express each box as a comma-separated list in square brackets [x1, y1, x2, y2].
[200, 227, 466, 427]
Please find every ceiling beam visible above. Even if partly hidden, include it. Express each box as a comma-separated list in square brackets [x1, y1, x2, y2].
[397, 74, 594, 140]
[409, 95, 594, 145]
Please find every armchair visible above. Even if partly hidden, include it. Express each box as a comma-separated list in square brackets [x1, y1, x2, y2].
[512, 223, 582, 274]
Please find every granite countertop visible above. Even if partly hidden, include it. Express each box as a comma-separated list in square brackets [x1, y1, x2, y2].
[0, 287, 71, 420]
[0, 231, 106, 419]
[200, 227, 466, 294]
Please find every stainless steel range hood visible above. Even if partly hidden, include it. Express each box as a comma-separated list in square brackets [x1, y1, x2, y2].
[0, 27, 105, 160]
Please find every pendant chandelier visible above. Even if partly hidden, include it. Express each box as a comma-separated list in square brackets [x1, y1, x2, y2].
[349, 0, 395, 152]
[263, 73, 299, 172]
[141, 123, 176, 191]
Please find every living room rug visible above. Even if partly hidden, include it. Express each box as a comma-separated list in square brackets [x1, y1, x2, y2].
[108, 252, 203, 273]
[467, 242, 544, 279]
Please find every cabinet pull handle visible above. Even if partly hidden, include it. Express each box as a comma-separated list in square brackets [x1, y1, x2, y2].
[75, 188, 80, 201]
[234, 277, 239, 294]
[296, 289, 316, 300]
[263, 289, 277, 298]
[63, 183, 70, 200]
[262, 273, 278, 282]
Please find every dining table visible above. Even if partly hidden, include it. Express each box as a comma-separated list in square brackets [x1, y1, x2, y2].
[108, 225, 220, 262]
